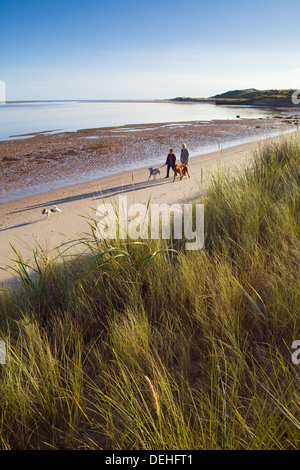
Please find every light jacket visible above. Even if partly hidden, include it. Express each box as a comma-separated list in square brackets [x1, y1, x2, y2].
[180, 148, 189, 164]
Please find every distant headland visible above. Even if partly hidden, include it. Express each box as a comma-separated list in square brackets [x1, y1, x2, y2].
[171, 88, 300, 107]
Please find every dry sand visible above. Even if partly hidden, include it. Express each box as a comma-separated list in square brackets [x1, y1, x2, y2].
[0, 133, 289, 286]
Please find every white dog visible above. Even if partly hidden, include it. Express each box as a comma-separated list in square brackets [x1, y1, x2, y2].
[148, 167, 161, 180]
[42, 205, 62, 219]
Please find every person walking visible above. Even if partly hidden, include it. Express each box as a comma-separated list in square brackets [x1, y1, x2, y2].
[164, 149, 176, 178]
[180, 143, 189, 165]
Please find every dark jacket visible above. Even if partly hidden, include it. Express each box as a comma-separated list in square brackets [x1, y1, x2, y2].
[165, 153, 176, 166]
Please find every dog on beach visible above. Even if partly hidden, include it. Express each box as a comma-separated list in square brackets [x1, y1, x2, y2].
[172, 163, 190, 182]
[42, 205, 62, 219]
[180, 162, 190, 179]
[148, 167, 161, 180]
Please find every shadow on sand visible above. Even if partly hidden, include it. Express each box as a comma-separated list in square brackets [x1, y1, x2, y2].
[0, 220, 41, 232]
[8, 177, 172, 214]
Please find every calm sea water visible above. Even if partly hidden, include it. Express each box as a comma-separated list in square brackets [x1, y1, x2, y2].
[0, 100, 287, 141]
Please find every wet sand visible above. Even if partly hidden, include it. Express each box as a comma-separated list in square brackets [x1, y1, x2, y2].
[0, 131, 293, 286]
[0, 117, 294, 203]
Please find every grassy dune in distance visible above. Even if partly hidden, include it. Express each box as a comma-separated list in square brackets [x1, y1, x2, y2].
[172, 88, 300, 107]
[0, 134, 299, 450]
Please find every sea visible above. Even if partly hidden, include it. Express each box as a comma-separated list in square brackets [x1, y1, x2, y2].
[0, 100, 290, 141]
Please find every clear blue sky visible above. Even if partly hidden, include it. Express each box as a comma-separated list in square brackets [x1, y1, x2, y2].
[1, 0, 300, 100]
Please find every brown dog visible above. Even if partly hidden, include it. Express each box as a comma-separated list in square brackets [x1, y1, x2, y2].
[181, 163, 190, 179]
[172, 164, 183, 182]
[172, 163, 190, 182]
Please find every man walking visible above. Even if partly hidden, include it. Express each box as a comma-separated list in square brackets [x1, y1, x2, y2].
[180, 143, 189, 165]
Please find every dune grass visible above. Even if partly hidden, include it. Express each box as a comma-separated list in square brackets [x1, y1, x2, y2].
[0, 134, 299, 450]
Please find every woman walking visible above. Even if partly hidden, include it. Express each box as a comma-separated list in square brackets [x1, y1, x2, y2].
[164, 149, 176, 178]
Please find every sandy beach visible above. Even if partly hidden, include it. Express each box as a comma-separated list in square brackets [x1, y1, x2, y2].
[1, 116, 295, 203]
[0, 131, 291, 286]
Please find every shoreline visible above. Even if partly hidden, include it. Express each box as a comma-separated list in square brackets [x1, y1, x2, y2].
[3, 112, 297, 140]
[0, 131, 296, 286]
[1, 124, 297, 207]
[4, 98, 300, 107]
[1, 117, 297, 205]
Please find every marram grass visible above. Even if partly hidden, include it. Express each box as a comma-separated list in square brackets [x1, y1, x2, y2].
[0, 134, 299, 449]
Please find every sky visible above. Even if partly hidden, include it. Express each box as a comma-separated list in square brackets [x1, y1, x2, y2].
[0, 0, 300, 100]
